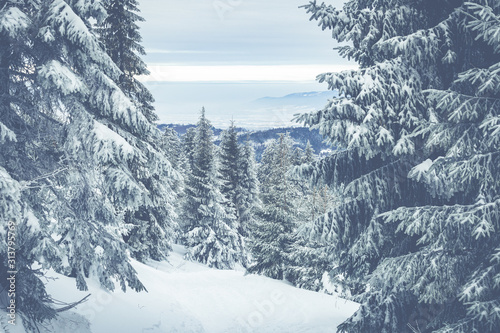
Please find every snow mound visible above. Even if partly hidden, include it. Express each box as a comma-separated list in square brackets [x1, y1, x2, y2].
[36, 245, 358, 333]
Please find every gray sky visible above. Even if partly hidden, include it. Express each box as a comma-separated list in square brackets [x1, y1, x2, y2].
[137, 0, 354, 126]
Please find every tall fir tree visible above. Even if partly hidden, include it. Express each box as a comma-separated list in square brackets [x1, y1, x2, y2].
[249, 133, 298, 280]
[97, 0, 157, 122]
[287, 148, 335, 292]
[292, 146, 305, 166]
[0, 3, 60, 327]
[296, 0, 500, 332]
[1, 0, 177, 329]
[161, 127, 184, 241]
[38, 0, 175, 283]
[303, 140, 315, 164]
[182, 127, 197, 172]
[236, 138, 261, 237]
[162, 127, 183, 171]
[218, 121, 240, 221]
[96, 0, 177, 262]
[161, 126, 185, 201]
[181, 109, 245, 269]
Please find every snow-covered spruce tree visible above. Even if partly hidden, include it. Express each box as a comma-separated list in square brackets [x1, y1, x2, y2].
[97, 0, 157, 122]
[1, 1, 177, 328]
[303, 140, 315, 164]
[219, 121, 240, 221]
[181, 108, 245, 269]
[288, 148, 335, 292]
[122, 137, 177, 263]
[286, 238, 332, 292]
[160, 127, 185, 241]
[38, 0, 165, 285]
[162, 127, 184, 171]
[177, 127, 197, 233]
[291, 146, 305, 166]
[0, 1, 66, 328]
[248, 133, 298, 279]
[287, 189, 337, 291]
[162, 126, 185, 205]
[296, 0, 500, 332]
[235, 138, 261, 237]
[96, 0, 177, 262]
[182, 126, 197, 172]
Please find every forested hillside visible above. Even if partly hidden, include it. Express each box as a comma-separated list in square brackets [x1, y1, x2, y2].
[159, 124, 334, 160]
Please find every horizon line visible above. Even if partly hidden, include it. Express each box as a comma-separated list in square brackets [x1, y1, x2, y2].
[139, 64, 358, 82]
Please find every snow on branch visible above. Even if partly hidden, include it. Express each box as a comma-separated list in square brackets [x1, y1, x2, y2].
[38, 60, 87, 96]
[0, 6, 29, 38]
[92, 120, 135, 162]
[0, 121, 16, 144]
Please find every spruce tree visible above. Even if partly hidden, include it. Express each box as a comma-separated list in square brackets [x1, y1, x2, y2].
[0, 2, 70, 328]
[236, 139, 261, 237]
[1, 0, 176, 328]
[292, 146, 304, 166]
[94, 0, 177, 263]
[297, 0, 500, 332]
[97, 0, 157, 122]
[161, 127, 184, 241]
[219, 121, 240, 221]
[249, 134, 298, 280]
[39, 0, 175, 282]
[303, 140, 315, 164]
[162, 127, 183, 170]
[289, 147, 333, 292]
[182, 127, 197, 172]
[182, 109, 245, 269]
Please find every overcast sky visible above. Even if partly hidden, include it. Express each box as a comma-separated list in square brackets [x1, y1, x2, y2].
[139, 0, 352, 81]
[137, 0, 354, 126]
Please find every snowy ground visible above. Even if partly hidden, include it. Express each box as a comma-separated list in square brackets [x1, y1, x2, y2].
[9, 245, 358, 333]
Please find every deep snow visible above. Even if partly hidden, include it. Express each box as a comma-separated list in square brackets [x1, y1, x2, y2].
[7, 245, 358, 333]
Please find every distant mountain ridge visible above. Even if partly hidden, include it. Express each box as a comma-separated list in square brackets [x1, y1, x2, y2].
[157, 91, 339, 159]
[158, 124, 334, 161]
[249, 90, 339, 110]
[254, 90, 338, 101]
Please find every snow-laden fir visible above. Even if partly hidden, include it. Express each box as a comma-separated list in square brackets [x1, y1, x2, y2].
[0, 0, 176, 329]
[294, 0, 500, 332]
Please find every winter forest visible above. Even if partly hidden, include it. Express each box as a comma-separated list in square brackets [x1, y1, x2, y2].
[1, 0, 500, 332]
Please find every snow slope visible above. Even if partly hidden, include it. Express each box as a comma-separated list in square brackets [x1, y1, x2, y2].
[12, 245, 358, 333]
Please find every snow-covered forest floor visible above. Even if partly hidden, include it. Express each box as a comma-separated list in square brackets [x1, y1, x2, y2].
[7, 245, 358, 333]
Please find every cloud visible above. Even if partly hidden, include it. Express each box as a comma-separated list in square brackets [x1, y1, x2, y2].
[139, 64, 358, 82]
[146, 49, 218, 54]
